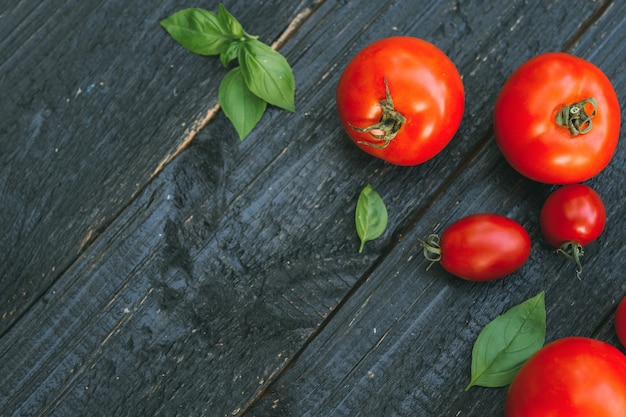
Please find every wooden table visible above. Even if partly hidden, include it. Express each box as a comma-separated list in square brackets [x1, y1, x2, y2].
[2, 0, 625, 415]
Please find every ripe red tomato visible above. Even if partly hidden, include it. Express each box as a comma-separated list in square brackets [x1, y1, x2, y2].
[420, 213, 531, 281]
[539, 184, 606, 275]
[336, 36, 464, 166]
[505, 337, 626, 417]
[616, 296, 626, 349]
[494, 52, 620, 184]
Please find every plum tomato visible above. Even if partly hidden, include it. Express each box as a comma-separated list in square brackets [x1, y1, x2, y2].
[505, 336, 626, 417]
[616, 296, 626, 349]
[494, 52, 620, 184]
[419, 213, 531, 281]
[336, 36, 464, 166]
[539, 184, 606, 275]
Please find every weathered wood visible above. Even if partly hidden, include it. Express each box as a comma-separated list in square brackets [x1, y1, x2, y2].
[247, 1, 626, 415]
[1, 0, 625, 416]
[0, 0, 314, 335]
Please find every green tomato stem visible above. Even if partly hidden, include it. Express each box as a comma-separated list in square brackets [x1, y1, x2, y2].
[349, 77, 406, 148]
[557, 241, 584, 278]
[555, 97, 597, 136]
[418, 234, 442, 270]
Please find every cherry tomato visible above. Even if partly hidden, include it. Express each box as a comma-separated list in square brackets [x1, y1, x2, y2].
[616, 296, 626, 349]
[336, 36, 464, 166]
[505, 337, 626, 417]
[494, 52, 620, 184]
[539, 184, 606, 275]
[420, 213, 531, 281]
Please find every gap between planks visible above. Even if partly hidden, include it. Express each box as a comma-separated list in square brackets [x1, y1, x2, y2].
[235, 1, 618, 414]
[79, 1, 325, 257]
[0, 0, 326, 343]
[150, 0, 326, 180]
[561, 0, 614, 52]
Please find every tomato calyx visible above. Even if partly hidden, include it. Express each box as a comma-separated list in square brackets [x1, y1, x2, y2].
[418, 234, 442, 270]
[557, 241, 584, 278]
[555, 97, 597, 136]
[349, 77, 406, 148]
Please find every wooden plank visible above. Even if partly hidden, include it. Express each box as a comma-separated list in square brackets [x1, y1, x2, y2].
[0, 0, 314, 334]
[247, 1, 626, 415]
[0, 1, 622, 417]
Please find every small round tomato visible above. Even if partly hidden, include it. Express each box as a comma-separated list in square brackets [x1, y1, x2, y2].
[336, 36, 464, 166]
[419, 213, 531, 281]
[505, 337, 626, 417]
[540, 184, 606, 275]
[494, 52, 620, 184]
[616, 296, 626, 349]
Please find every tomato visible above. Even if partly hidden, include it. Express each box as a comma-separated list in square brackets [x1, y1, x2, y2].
[336, 36, 464, 166]
[616, 296, 626, 349]
[494, 52, 620, 184]
[539, 184, 606, 275]
[505, 337, 626, 417]
[419, 213, 531, 281]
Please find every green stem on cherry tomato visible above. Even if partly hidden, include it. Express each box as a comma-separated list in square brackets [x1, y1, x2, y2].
[349, 77, 406, 148]
[557, 241, 584, 278]
[418, 234, 442, 270]
[555, 97, 597, 136]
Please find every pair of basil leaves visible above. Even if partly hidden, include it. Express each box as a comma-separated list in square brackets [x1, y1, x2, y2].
[161, 4, 295, 139]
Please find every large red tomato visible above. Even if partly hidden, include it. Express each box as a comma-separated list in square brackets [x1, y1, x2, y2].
[420, 213, 531, 281]
[505, 337, 626, 417]
[494, 52, 620, 184]
[336, 36, 464, 166]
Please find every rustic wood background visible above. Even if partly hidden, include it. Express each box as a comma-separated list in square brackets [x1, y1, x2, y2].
[1, 0, 625, 416]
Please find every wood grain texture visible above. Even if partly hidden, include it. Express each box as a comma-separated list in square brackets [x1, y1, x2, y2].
[0, 0, 314, 335]
[1, 0, 625, 416]
[248, 1, 626, 415]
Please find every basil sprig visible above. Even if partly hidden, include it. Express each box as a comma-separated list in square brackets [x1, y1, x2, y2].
[465, 292, 546, 390]
[355, 184, 388, 253]
[160, 4, 295, 139]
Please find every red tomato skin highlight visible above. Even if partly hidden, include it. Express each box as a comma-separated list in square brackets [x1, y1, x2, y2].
[439, 214, 531, 281]
[539, 184, 606, 248]
[616, 296, 626, 349]
[494, 52, 620, 184]
[336, 36, 464, 166]
[505, 337, 626, 417]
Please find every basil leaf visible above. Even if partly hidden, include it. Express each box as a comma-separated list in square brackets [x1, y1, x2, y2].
[219, 67, 267, 140]
[217, 3, 245, 39]
[355, 184, 388, 253]
[160, 8, 232, 56]
[239, 39, 295, 112]
[220, 41, 241, 67]
[465, 292, 546, 391]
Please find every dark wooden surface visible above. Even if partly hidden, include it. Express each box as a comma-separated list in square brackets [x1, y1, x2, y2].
[1, 0, 625, 416]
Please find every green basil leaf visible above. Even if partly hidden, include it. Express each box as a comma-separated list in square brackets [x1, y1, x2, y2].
[220, 41, 241, 68]
[217, 3, 245, 39]
[239, 39, 295, 111]
[465, 292, 546, 391]
[355, 184, 388, 253]
[219, 67, 267, 140]
[160, 8, 232, 56]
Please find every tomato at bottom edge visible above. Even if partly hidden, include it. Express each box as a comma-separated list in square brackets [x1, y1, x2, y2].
[505, 336, 626, 417]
